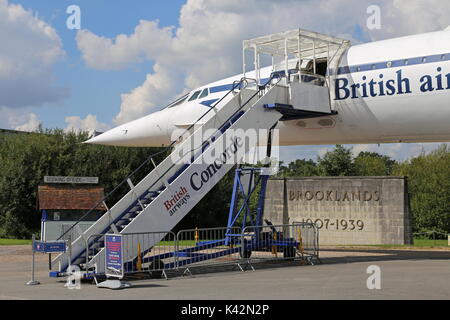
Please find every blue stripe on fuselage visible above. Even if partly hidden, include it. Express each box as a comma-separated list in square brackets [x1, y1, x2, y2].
[331, 52, 450, 76]
[203, 53, 450, 96]
[200, 99, 219, 107]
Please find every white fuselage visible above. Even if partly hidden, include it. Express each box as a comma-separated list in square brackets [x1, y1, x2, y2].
[86, 29, 450, 147]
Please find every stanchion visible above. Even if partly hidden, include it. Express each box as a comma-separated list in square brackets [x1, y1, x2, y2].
[26, 234, 40, 286]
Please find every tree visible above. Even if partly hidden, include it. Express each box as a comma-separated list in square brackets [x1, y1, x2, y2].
[279, 159, 318, 177]
[354, 151, 396, 176]
[0, 129, 239, 238]
[393, 144, 450, 234]
[0, 130, 166, 238]
[317, 145, 355, 176]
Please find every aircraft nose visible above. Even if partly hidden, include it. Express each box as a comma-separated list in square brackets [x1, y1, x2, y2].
[84, 110, 172, 147]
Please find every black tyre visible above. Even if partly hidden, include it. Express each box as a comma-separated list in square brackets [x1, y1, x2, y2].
[283, 246, 297, 260]
[240, 248, 252, 259]
[240, 240, 252, 258]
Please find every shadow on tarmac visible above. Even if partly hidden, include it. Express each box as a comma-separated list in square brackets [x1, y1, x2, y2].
[155, 248, 450, 280]
[320, 248, 450, 265]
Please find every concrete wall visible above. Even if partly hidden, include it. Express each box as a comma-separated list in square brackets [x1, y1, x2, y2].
[264, 177, 412, 245]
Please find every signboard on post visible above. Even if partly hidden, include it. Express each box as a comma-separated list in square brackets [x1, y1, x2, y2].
[28, 238, 67, 286]
[105, 234, 124, 279]
[33, 241, 66, 253]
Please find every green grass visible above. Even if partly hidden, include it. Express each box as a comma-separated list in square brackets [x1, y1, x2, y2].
[412, 239, 448, 247]
[156, 240, 197, 246]
[338, 238, 449, 249]
[0, 239, 32, 246]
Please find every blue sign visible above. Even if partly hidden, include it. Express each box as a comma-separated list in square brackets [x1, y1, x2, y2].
[33, 241, 66, 253]
[105, 234, 124, 279]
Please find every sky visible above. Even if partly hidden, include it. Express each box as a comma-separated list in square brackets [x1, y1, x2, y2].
[1, 0, 450, 163]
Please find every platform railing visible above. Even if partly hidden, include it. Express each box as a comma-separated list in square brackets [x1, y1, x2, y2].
[289, 71, 327, 87]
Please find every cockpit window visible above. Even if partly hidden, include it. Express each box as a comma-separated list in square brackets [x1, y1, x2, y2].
[165, 94, 189, 109]
[188, 90, 202, 101]
[199, 88, 209, 99]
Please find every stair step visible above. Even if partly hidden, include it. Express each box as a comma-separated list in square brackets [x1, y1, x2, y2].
[119, 217, 134, 222]
[91, 242, 101, 249]
[76, 254, 95, 260]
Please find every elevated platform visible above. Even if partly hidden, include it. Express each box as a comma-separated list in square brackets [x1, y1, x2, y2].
[243, 28, 349, 59]
[243, 28, 351, 114]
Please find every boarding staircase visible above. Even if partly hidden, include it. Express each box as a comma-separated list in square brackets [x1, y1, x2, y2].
[51, 77, 289, 276]
[51, 27, 347, 277]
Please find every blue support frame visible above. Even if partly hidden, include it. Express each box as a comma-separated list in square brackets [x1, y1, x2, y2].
[226, 168, 270, 233]
[135, 167, 274, 272]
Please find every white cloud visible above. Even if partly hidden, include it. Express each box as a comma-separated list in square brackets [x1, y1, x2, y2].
[376, 0, 450, 39]
[0, 107, 37, 130]
[116, 63, 182, 124]
[64, 114, 110, 134]
[0, 0, 68, 109]
[14, 113, 41, 132]
[76, 20, 174, 71]
[351, 144, 371, 156]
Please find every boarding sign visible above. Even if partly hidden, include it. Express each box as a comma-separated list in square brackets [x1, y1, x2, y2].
[44, 176, 99, 184]
[33, 241, 66, 253]
[105, 234, 124, 279]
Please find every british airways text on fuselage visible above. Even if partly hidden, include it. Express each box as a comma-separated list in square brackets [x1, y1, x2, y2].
[335, 67, 450, 100]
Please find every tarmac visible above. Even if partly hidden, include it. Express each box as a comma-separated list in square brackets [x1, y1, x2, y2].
[0, 245, 449, 300]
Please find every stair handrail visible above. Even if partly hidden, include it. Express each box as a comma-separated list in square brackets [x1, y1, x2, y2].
[57, 77, 254, 241]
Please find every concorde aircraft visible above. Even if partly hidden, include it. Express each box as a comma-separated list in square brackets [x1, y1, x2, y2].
[85, 27, 450, 148]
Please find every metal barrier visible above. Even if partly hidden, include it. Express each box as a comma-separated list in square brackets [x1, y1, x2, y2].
[122, 231, 177, 279]
[240, 223, 319, 269]
[176, 227, 243, 273]
[85, 231, 178, 279]
[80, 223, 318, 280]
